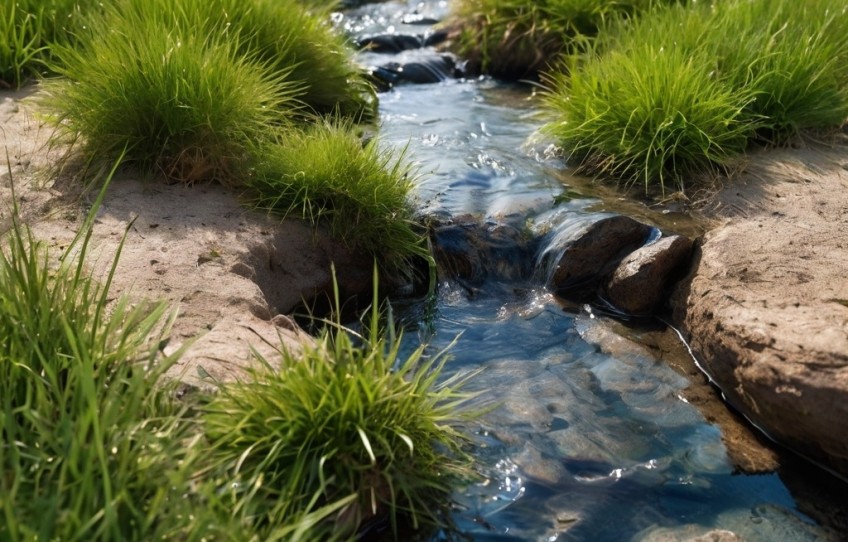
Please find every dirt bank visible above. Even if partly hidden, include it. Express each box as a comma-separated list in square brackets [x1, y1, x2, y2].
[1, 87, 370, 389]
[672, 139, 848, 479]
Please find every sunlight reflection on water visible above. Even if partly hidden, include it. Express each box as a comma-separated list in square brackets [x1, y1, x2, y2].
[342, 1, 835, 540]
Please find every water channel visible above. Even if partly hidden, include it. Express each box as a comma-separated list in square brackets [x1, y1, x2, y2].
[337, 1, 844, 540]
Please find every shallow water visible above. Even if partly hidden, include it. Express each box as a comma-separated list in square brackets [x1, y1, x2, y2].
[339, 1, 842, 540]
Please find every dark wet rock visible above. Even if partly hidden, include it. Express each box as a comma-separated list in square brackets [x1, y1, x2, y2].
[356, 31, 447, 53]
[431, 214, 537, 286]
[549, 216, 653, 301]
[605, 234, 693, 314]
[357, 33, 424, 53]
[423, 29, 449, 47]
[369, 54, 463, 90]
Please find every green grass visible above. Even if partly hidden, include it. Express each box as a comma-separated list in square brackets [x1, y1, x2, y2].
[42, 0, 376, 184]
[542, 0, 848, 193]
[247, 121, 429, 278]
[0, 0, 92, 88]
[43, 12, 291, 185]
[706, 0, 848, 143]
[96, 0, 376, 121]
[200, 272, 477, 539]
[39, 0, 420, 277]
[445, 0, 681, 79]
[0, 172, 209, 540]
[1, 163, 473, 540]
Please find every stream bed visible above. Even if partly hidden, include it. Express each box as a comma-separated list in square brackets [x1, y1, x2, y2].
[339, 1, 844, 540]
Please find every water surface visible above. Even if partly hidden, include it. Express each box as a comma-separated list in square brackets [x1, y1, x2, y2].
[340, 2, 840, 540]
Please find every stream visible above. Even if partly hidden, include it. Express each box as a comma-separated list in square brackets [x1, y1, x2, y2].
[338, 1, 843, 540]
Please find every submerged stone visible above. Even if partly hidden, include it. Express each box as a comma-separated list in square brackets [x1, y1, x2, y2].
[431, 214, 537, 286]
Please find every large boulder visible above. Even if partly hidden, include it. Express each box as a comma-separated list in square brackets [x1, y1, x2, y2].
[672, 145, 848, 478]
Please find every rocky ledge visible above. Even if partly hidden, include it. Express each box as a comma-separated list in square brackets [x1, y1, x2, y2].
[672, 142, 848, 479]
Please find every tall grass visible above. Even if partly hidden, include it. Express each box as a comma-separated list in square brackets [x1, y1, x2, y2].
[542, 0, 848, 192]
[247, 122, 429, 277]
[0, 171, 207, 540]
[0, 0, 90, 88]
[92, 0, 376, 121]
[706, 0, 848, 143]
[200, 272, 478, 539]
[446, 0, 681, 79]
[1, 162, 472, 539]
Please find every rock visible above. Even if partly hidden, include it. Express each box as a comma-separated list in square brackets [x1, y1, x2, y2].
[605, 234, 693, 314]
[637, 526, 743, 542]
[369, 54, 462, 90]
[671, 145, 848, 478]
[549, 216, 653, 300]
[431, 214, 537, 286]
[686, 531, 743, 542]
[356, 34, 424, 53]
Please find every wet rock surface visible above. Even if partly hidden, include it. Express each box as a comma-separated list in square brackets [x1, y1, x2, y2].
[369, 54, 462, 90]
[672, 143, 848, 479]
[430, 214, 538, 287]
[548, 215, 653, 300]
[605, 234, 693, 314]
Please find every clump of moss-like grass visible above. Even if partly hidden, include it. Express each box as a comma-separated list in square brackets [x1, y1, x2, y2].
[445, 0, 681, 80]
[199, 273, 476, 539]
[43, 12, 291, 185]
[542, 0, 848, 193]
[41, 0, 426, 276]
[247, 121, 428, 278]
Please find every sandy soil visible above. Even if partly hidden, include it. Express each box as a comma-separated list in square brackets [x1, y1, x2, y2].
[1, 87, 370, 390]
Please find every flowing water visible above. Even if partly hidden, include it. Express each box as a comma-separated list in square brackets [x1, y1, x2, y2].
[338, 2, 843, 540]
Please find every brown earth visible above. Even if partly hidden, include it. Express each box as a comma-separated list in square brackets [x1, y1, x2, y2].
[671, 139, 848, 479]
[1, 87, 370, 390]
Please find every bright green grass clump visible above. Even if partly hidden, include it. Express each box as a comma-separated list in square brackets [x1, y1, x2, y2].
[201, 277, 476, 539]
[248, 122, 428, 276]
[96, 0, 375, 121]
[43, 0, 376, 184]
[543, 0, 848, 192]
[446, 0, 681, 79]
[44, 13, 290, 184]
[0, 0, 91, 88]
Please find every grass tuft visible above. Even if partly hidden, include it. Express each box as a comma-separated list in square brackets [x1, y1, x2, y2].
[0, 169, 208, 540]
[42, 0, 376, 185]
[247, 121, 429, 277]
[0, 0, 92, 88]
[542, 0, 848, 193]
[1, 163, 471, 540]
[200, 271, 478, 539]
[43, 13, 290, 185]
